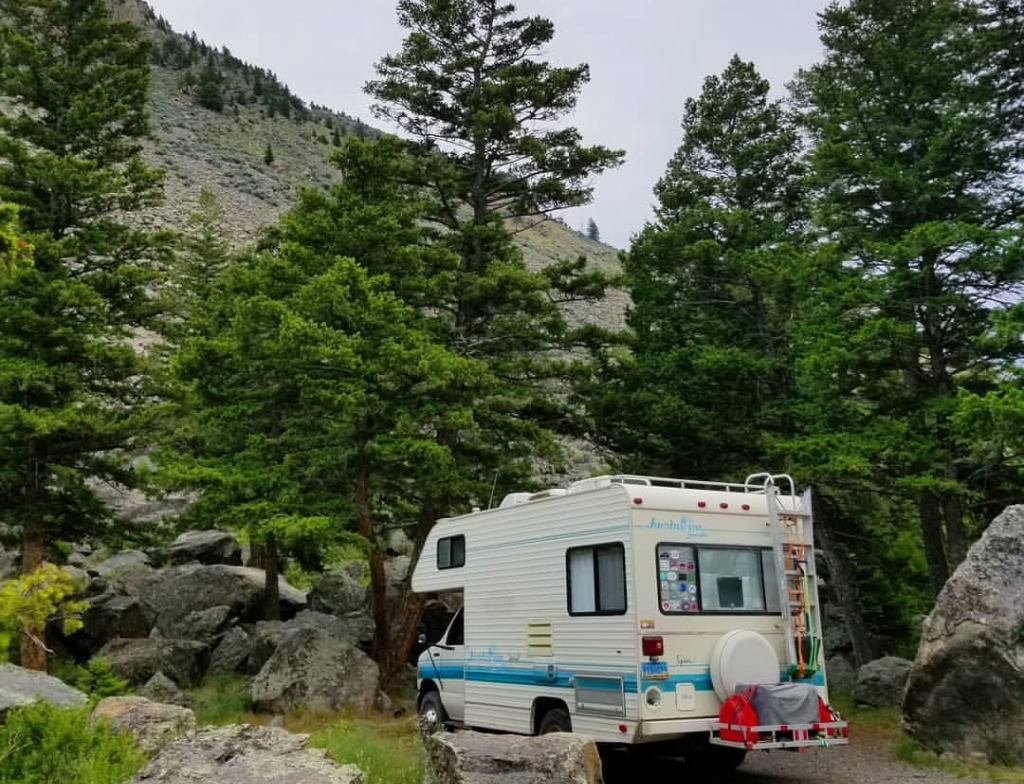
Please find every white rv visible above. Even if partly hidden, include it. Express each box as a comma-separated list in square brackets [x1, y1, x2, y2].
[412, 473, 848, 768]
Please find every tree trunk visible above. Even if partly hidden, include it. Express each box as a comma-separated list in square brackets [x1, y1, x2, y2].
[355, 467, 391, 663]
[263, 532, 281, 621]
[249, 539, 266, 570]
[812, 491, 877, 667]
[19, 629, 48, 672]
[919, 492, 950, 599]
[20, 459, 48, 671]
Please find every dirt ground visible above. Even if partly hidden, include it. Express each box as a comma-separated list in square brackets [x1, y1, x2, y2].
[601, 731, 993, 784]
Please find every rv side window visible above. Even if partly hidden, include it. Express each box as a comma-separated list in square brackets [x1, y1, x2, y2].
[437, 535, 466, 569]
[656, 544, 780, 615]
[566, 543, 627, 616]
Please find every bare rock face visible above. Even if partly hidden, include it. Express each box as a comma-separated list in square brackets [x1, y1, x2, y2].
[852, 656, 913, 707]
[92, 695, 196, 755]
[125, 724, 365, 784]
[140, 671, 193, 707]
[0, 664, 87, 717]
[903, 505, 1024, 766]
[251, 626, 379, 714]
[423, 729, 604, 784]
[207, 626, 252, 675]
[308, 569, 368, 616]
[65, 592, 151, 658]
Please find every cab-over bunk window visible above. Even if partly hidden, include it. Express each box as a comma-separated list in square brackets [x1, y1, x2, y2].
[567, 543, 627, 615]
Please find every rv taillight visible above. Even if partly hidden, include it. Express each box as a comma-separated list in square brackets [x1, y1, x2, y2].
[642, 636, 664, 657]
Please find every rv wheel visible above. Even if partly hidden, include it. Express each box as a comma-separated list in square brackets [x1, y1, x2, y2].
[538, 707, 572, 734]
[418, 690, 447, 729]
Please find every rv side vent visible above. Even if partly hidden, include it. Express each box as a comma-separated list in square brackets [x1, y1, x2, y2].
[526, 620, 553, 657]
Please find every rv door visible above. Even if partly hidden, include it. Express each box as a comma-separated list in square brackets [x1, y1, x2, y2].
[428, 607, 465, 722]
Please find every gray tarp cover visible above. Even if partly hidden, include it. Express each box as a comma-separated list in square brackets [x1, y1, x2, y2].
[737, 682, 821, 726]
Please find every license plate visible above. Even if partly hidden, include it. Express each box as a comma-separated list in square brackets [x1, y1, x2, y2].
[642, 661, 669, 679]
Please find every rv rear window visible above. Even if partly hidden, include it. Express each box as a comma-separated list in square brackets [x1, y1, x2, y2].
[656, 543, 779, 615]
[567, 543, 627, 616]
[437, 535, 465, 569]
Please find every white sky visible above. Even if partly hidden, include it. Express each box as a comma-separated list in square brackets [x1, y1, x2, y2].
[147, 0, 829, 249]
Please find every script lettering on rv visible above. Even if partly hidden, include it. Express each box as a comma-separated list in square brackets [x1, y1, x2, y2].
[645, 516, 707, 539]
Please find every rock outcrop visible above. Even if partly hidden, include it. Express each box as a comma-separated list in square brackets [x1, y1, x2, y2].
[903, 504, 1024, 766]
[207, 626, 252, 675]
[0, 664, 88, 717]
[422, 729, 604, 784]
[140, 671, 193, 707]
[852, 656, 913, 707]
[126, 724, 365, 784]
[159, 530, 242, 566]
[99, 637, 209, 686]
[92, 695, 197, 755]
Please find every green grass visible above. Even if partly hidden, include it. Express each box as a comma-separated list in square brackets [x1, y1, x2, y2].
[894, 738, 1024, 783]
[188, 673, 259, 726]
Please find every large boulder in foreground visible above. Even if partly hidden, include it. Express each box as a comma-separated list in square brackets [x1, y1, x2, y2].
[852, 656, 912, 707]
[251, 626, 379, 714]
[903, 504, 1024, 765]
[126, 724, 364, 784]
[423, 729, 603, 784]
[92, 695, 196, 755]
[0, 664, 87, 717]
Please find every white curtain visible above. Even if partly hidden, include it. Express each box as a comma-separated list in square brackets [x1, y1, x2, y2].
[569, 548, 596, 613]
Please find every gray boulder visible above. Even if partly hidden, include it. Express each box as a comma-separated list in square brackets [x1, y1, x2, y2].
[826, 655, 856, 696]
[0, 663, 87, 718]
[92, 695, 196, 755]
[207, 626, 252, 675]
[308, 569, 368, 616]
[0, 546, 21, 580]
[852, 656, 912, 707]
[166, 605, 235, 642]
[140, 671, 193, 707]
[126, 724, 364, 784]
[92, 549, 153, 578]
[249, 611, 374, 673]
[903, 504, 1024, 765]
[67, 592, 150, 657]
[251, 626, 380, 714]
[160, 530, 243, 567]
[132, 564, 306, 636]
[423, 729, 603, 784]
[98, 637, 208, 687]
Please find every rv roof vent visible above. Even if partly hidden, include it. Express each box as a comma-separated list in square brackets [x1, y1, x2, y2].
[568, 475, 654, 494]
[499, 492, 534, 509]
[528, 488, 568, 502]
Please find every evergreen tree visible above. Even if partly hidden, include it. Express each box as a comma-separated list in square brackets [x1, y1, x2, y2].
[585, 217, 601, 242]
[0, 205, 33, 275]
[264, 142, 275, 165]
[331, 126, 343, 147]
[0, 0, 167, 669]
[196, 61, 225, 112]
[790, 0, 1024, 596]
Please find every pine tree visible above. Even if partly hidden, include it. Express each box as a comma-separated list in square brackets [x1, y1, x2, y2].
[791, 0, 1024, 596]
[0, 205, 33, 275]
[196, 60, 225, 112]
[331, 126, 343, 146]
[264, 142, 275, 165]
[585, 218, 601, 242]
[0, 0, 167, 670]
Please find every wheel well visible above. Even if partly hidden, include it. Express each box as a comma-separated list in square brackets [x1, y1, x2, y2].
[418, 680, 439, 707]
[532, 697, 569, 734]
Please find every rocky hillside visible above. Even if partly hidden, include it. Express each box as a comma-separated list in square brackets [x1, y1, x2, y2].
[114, 0, 628, 330]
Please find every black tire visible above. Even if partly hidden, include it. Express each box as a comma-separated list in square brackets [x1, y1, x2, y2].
[538, 706, 572, 734]
[418, 690, 447, 729]
[682, 743, 746, 772]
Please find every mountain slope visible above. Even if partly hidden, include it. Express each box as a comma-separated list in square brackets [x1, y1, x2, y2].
[115, 0, 628, 330]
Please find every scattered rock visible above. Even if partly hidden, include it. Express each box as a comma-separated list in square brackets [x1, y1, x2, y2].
[207, 626, 252, 675]
[166, 605, 235, 642]
[0, 663, 88, 718]
[125, 724, 365, 784]
[903, 504, 1024, 766]
[251, 626, 379, 714]
[140, 671, 193, 707]
[133, 564, 306, 636]
[92, 549, 153, 578]
[160, 530, 243, 567]
[386, 528, 414, 556]
[423, 729, 603, 784]
[825, 654, 856, 696]
[249, 611, 373, 673]
[92, 695, 196, 755]
[98, 637, 208, 687]
[67, 593, 150, 657]
[308, 569, 368, 616]
[852, 656, 912, 708]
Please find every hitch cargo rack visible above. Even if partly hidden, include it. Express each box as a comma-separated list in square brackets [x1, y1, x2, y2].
[710, 718, 849, 751]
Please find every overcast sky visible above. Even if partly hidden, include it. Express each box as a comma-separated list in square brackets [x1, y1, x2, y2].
[148, 0, 829, 249]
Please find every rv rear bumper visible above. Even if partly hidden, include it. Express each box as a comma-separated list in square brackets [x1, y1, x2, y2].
[636, 717, 717, 740]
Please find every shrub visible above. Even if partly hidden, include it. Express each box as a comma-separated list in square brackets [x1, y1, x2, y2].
[0, 702, 147, 784]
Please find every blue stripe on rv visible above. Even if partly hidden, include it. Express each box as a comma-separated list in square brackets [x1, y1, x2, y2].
[419, 664, 825, 691]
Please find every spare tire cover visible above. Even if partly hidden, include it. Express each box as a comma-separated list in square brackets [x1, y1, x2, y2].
[709, 629, 780, 702]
